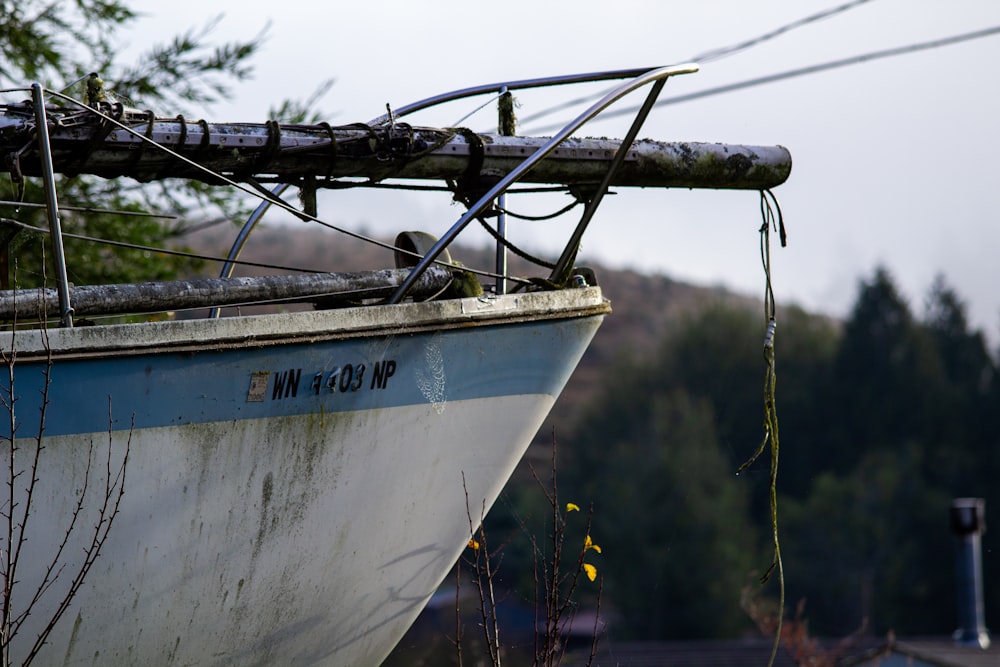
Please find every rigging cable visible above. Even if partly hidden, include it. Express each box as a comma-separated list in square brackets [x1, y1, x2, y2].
[0, 218, 533, 291]
[471, 192, 582, 271]
[0, 219, 327, 274]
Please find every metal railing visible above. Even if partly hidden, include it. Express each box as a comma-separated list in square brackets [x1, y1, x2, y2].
[386, 63, 699, 304]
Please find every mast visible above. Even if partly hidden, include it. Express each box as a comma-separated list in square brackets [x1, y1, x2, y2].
[0, 105, 791, 191]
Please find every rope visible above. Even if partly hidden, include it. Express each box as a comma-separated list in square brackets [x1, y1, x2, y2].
[474, 216, 556, 270]
[737, 188, 785, 667]
[498, 91, 517, 136]
[495, 199, 580, 222]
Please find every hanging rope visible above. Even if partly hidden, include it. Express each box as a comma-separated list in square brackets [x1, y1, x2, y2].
[495, 199, 580, 222]
[474, 216, 556, 269]
[738, 188, 786, 667]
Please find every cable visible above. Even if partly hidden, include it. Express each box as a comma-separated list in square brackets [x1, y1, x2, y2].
[475, 216, 557, 270]
[527, 24, 1000, 133]
[2, 217, 536, 295]
[691, 0, 875, 64]
[518, 0, 877, 128]
[1, 219, 328, 275]
[664, 25, 1000, 107]
[496, 200, 580, 222]
[38, 88, 423, 260]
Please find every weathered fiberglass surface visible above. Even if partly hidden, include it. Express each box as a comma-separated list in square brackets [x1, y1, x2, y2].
[1, 289, 606, 666]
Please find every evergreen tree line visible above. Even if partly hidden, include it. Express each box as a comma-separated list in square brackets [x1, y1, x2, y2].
[522, 267, 998, 640]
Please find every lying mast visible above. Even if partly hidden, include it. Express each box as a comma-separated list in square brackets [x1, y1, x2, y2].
[0, 106, 791, 191]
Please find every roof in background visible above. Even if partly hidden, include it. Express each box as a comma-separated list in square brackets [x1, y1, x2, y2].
[562, 635, 1000, 667]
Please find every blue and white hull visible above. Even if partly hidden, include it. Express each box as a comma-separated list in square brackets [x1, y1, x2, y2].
[1, 288, 608, 666]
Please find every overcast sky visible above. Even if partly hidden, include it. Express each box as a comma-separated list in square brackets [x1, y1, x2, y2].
[134, 0, 1000, 341]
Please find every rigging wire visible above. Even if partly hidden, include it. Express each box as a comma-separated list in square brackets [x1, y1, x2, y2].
[0, 218, 533, 290]
[0, 199, 176, 219]
[1, 219, 327, 274]
[475, 216, 556, 270]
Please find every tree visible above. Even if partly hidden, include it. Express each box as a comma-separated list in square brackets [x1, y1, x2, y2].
[661, 303, 839, 501]
[775, 269, 1000, 637]
[916, 276, 997, 489]
[568, 386, 756, 639]
[781, 447, 952, 637]
[0, 2, 328, 288]
[825, 267, 945, 474]
[559, 304, 772, 639]
[924, 275, 994, 391]
[921, 276, 1000, 628]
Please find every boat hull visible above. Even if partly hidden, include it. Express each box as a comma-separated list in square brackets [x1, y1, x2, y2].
[0, 288, 608, 666]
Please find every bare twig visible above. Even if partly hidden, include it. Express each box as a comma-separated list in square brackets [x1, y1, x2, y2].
[1, 286, 131, 664]
[450, 560, 464, 667]
[454, 432, 604, 667]
[461, 472, 502, 667]
[25, 409, 130, 662]
[526, 433, 604, 667]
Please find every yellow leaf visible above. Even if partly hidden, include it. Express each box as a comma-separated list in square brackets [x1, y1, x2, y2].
[583, 563, 597, 582]
[468, 539, 480, 550]
[566, 503, 580, 513]
[584, 535, 602, 554]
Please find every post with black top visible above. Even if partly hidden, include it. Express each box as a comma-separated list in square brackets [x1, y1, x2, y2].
[950, 497, 990, 649]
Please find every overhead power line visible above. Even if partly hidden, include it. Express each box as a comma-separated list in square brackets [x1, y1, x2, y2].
[518, 0, 877, 128]
[659, 24, 1000, 108]
[691, 0, 875, 64]
[525, 24, 1000, 133]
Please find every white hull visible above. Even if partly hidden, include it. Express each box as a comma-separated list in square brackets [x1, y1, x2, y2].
[1, 289, 607, 665]
[16, 399, 547, 665]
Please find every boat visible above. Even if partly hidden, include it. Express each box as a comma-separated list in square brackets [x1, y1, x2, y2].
[0, 65, 791, 665]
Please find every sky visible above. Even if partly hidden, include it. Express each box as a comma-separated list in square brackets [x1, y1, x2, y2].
[131, 0, 1000, 342]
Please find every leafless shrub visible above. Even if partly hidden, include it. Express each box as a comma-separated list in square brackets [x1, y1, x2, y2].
[0, 290, 130, 665]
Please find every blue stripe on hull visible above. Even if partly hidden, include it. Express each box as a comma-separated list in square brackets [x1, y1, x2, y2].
[6, 315, 602, 438]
